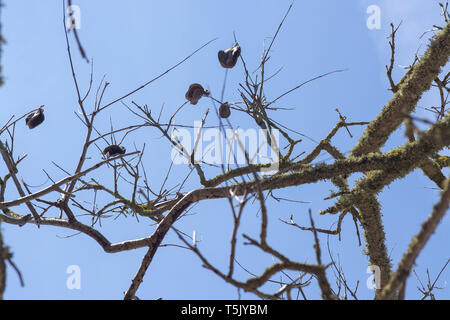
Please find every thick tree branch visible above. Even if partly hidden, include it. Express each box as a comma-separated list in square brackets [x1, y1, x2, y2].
[352, 22, 450, 157]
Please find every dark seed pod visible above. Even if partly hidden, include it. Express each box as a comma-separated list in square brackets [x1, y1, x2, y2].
[103, 145, 126, 158]
[218, 43, 241, 69]
[25, 107, 45, 129]
[219, 102, 231, 119]
[185, 83, 208, 105]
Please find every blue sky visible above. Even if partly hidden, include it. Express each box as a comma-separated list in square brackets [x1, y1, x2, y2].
[0, 0, 449, 299]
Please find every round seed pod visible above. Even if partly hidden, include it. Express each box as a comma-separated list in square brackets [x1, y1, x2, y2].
[103, 145, 126, 158]
[185, 83, 208, 105]
[219, 102, 231, 119]
[25, 107, 45, 129]
[218, 43, 241, 69]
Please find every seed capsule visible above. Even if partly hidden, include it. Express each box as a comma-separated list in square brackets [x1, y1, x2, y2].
[218, 43, 241, 69]
[185, 83, 208, 105]
[103, 145, 126, 158]
[25, 106, 45, 129]
[219, 102, 231, 118]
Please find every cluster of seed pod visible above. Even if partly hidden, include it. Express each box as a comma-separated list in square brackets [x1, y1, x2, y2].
[219, 102, 231, 119]
[24, 106, 128, 160]
[185, 83, 209, 105]
[103, 145, 126, 158]
[25, 106, 45, 129]
[218, 43, 241, 69]
[185, 43, 241, 119]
